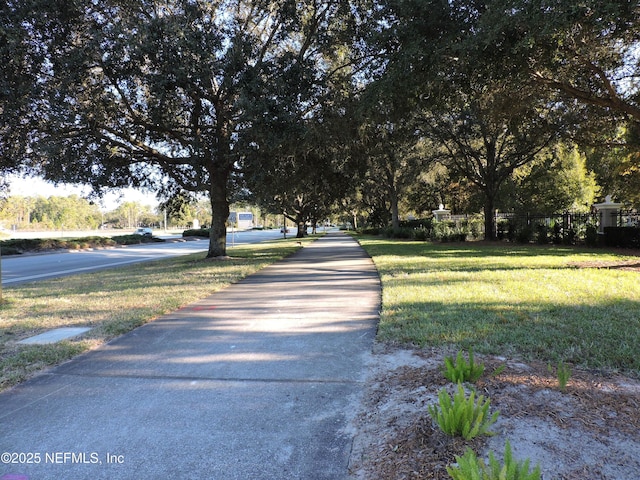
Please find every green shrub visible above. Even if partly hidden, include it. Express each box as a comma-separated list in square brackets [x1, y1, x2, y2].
[82, 236, 116, 247]
[0, 245, 21, 255]
[382, 227, 413, 239]
[0, 234, 159, 255]
[183, 228, 210, 238]
[412, 228, 429, 241]
[515, 225, 533, 244]
[496, 219, 509, 241]
[466, 216, 484, 240]
[399, 218, 433, 230]
[433, 221, 455, 242]
[563, 226, 577, 245]
[443, 347, 485, 383]
[535, 224, 549, 244]
[447, 441, 541, 480]
[428, 383, 499, 440]
[585, 224, 598, 247]
[393, 227, 414, 239]
[604, 226, 640, 248]
[111, 234, 160, 245]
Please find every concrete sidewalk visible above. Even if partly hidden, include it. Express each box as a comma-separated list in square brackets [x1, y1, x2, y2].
[0, 232, 380, 480]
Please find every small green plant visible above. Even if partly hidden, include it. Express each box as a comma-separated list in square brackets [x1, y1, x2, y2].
[447, 448, 484, 480]
[428, 383, 499, 440]
[490, 364, 506, 378]
[548, 361, 572, 392]
[443, 347, 485, 383]
[447, 441, 541, 480]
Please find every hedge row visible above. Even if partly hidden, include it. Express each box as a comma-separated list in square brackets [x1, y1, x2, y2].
[603, 227, 640, 248]
[0, 234, 161, 256]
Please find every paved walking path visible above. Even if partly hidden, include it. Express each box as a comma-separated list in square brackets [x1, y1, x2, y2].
[0, 233, 380, 480]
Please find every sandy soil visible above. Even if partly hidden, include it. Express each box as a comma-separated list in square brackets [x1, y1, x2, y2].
[348, 345, 640, 480]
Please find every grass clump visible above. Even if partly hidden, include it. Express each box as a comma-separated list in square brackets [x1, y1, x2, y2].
[428, 383, 499, 440]
[0, 342, 89, 388]
[444, 347, 485, 383]
[447, 441, 541, 480]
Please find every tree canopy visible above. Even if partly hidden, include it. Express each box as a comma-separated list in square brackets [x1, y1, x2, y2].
[476, 0, 640, 120]
[2, 0, 639, 242]
[5, 0, 360, 255]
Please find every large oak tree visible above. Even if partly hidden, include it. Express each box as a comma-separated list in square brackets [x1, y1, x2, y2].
[9, 0, 357, 257]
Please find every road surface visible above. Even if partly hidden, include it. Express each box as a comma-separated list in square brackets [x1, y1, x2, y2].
[1, 230, 289, 286]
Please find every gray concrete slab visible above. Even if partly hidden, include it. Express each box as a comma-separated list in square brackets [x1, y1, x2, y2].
[0, 233, 380, 479]
[17, 328, 92, 345]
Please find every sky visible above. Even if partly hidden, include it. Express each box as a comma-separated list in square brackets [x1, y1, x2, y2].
[6, 174, 159, 212]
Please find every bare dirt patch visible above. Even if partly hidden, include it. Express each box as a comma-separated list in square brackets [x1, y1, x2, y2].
[568, 249, 640, 272]
[568, 259, 640, 271]
[349, 346, 640, 480]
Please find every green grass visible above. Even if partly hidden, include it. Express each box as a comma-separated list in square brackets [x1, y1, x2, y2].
[0, 236, 316, 390]
[357, 237, 640, 377]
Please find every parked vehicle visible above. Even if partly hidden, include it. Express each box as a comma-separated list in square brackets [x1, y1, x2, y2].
[134, 227, 153, 237]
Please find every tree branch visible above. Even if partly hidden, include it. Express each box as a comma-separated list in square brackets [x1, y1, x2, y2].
[531, 70, 640, 120]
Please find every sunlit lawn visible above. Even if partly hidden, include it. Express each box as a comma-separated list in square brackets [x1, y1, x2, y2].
[357, 237, 640, 377]
[0, 237, 315, 390]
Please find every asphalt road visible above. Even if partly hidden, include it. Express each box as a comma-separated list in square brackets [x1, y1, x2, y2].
[1, 230, 289, 286]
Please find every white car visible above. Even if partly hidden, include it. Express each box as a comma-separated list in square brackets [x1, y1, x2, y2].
[134, 227, 153, 237]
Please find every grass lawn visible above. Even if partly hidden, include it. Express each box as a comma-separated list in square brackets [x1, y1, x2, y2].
[357, 237, 640, 378]
[0, 236, 315, 391]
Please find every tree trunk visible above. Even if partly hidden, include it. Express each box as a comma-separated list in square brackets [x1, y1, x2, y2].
[390, 184, 400, 231]
[208, 175, 229, 258]
[483, 197, 496, 241]
[296, 219, 306, 238]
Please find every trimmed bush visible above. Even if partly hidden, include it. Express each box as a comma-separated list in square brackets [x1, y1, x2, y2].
[182, 228, 211, 238]
[109, 234, 161, 245]
[585, 224, 599, 247]
[604, 227, 640, 248]
[0, 235, 129, 255]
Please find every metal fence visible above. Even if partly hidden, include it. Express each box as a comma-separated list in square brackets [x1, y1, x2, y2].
[617, 209, 640, 227]
[491, 210, 639, 245]
[395, 209, 639, 245]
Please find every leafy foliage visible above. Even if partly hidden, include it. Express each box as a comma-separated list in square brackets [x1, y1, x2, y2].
[478, 0, 640, 121]
[443, 347, 485, 383]
[428, 383, 499, 440]
[447, 441, 541, 480]
[182, 229, 210, 239]
[0, 195, 103, 230]
[510, 144, 600, 214]
[420, 76, 560, 239]
[7, 0, 359, 257]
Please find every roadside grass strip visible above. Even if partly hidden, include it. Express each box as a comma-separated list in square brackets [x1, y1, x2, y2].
[357, 237, 640, 377]
[0, 237, 315, 391]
